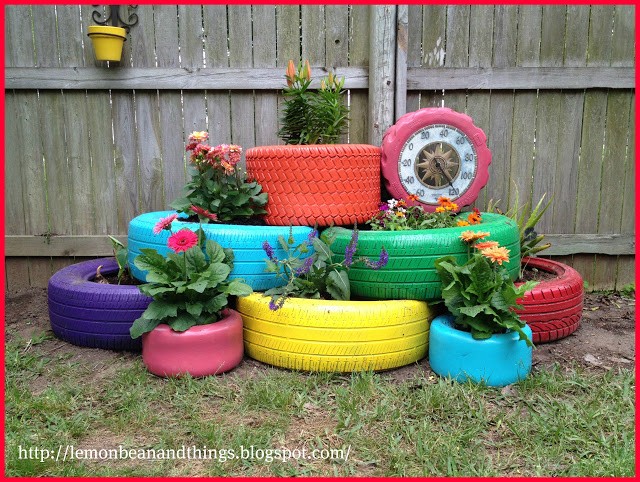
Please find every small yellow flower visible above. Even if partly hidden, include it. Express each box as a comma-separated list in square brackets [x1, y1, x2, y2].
[481, 246, 510, 265]
[456, 220, 470, 227]
[459, 230, 490, 243]
[435, 206, 446, 213]
[189, 131, 208, 143]
[395, 211, 405, 218]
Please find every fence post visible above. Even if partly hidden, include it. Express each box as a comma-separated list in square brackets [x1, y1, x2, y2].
[395, 5, 408, 121]
[368, 5, 397, 146]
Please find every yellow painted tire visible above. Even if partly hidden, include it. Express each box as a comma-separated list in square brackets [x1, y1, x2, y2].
[237, 293, 433, 372]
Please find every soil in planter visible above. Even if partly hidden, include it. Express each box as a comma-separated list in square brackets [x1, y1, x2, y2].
[518, 264, 557, 283]
[176, 215, 267, 226]
[93, 269, 142, 286]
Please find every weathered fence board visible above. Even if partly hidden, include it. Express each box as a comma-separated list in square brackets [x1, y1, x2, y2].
[202, 6, 231, 145]
[253, 6, 279, 147]
[4, 5, 635, 291]
[348, 6, 370, 144]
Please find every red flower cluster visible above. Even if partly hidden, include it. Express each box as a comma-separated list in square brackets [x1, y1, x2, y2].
[186, 132, 242, 174]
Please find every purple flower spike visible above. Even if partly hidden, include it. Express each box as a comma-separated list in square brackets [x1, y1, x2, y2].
[262, 241, 276, 261]
[269, 297, 285, 311]
[364, 247, 389, 270]
[344, 229, 359, 267]
[294, 256, 314, 276]
[307, 229, 318, 242]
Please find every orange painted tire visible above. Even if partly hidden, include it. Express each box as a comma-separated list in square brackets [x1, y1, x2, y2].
[245, 144, 381, 226]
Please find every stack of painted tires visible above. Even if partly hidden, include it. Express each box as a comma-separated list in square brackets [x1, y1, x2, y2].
[239, 143, 435, 371]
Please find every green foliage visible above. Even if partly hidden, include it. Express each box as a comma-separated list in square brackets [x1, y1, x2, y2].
[171, 171, 268, 224]
[488, 184, 553, 258]
[263, 227, 388, 310]
[108, 235, 129, 284]
[170, 133, 267, 223]
[130, 234, 252, 338]
[278, 60, 349, 144]
[620, 284, 635, 298]
[435, 246, 538, 347]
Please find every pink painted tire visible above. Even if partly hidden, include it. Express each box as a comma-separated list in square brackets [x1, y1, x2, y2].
[381, 107, 491, 211]
[141, 309, 243, 377]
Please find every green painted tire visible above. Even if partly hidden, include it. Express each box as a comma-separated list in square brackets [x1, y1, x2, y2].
[322, 213, 520, 301]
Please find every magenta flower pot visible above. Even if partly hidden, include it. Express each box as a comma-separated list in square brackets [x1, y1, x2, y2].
[142, 308, 243, 377]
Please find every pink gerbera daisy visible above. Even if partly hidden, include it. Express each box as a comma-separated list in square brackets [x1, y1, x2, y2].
[153, 213, 178, 234]
[167, 229, 199, 253]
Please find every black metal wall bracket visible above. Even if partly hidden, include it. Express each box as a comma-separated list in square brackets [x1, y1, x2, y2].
[91, 5, 138, 33]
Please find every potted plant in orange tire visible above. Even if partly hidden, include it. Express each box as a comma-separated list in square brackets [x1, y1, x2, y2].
[245, 60, 381, 227]
[429, 231, 538, 387]
[129, 216, 252, 378]
[237, 229, 435, 372]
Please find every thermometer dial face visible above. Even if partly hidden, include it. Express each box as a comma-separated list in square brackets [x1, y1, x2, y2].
[397, 124, 478, 206]
[381, 108, 492, 212]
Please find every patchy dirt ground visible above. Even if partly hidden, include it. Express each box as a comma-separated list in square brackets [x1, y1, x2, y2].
[5, 288, 635, 380]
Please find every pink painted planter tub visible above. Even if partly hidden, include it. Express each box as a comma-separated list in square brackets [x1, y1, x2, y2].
[142, 309, 244, 377]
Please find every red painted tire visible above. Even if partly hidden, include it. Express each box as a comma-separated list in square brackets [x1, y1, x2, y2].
[245, 144, 381, 226]
[381, 108, 491, 211]
[515, 257, 584, 344]
[141, 309, 243, 377]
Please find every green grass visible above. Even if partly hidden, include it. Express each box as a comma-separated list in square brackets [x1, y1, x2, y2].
[5, 330, 635, 477]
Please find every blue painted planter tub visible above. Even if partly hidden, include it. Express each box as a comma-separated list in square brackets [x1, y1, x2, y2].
[127, 211, 314, 291]
[428, 314, 532, 387]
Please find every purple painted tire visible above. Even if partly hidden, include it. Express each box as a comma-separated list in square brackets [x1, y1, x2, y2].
[47, 258, 152, 351]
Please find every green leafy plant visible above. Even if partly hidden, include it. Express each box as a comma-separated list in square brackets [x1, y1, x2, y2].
[367, 196, 483, 231]
[129, 216, 253, 339]
[262, 227, 388, 310]
[278, 59, 349, 144]
[170, 131, 268, 223]
[107, 235, 129, 284]
[435, 230, 538, 347]
[488, 185, 553, 258]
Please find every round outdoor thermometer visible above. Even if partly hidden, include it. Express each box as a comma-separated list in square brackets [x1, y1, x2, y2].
[381, 107, 491, 212]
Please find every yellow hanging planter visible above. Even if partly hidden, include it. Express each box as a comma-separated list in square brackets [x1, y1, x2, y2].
[87, 25, 127, 62]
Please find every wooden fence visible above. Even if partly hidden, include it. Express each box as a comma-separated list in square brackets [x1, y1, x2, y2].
[4, 5, 635, 291]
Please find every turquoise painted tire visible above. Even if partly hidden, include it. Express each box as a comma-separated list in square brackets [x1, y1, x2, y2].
[323, 212, 520, 301]
[428, 314, 532, 387]
[127, 211, 313, 290]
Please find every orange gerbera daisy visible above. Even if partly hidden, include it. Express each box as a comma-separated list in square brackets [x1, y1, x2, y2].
[474, 241, 499, 250]
[459, 230, 490, 243]
[457, 220, 470, 227]
[481, 246, 510, 265]
[467, 210, 482, 225]
[437, 196, 452, 205]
